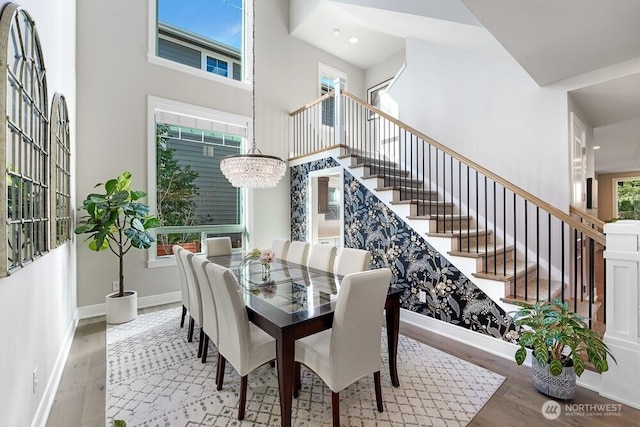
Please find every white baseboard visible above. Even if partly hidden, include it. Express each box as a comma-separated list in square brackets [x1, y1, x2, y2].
[77, 291, 182, 320]
[31, 310, 79, 427]
[400, 309, 602, 393]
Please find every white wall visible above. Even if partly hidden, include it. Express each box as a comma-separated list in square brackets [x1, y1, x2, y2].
[365, 48, 405, 92]
[391, 37, 570, 208]
[0, 1, 77, 426]
[75, 0, 365, 307]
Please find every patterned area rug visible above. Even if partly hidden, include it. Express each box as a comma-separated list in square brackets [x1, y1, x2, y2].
[107, 308, 505, 426]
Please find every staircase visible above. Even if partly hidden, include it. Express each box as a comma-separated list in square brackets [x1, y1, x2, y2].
[290, 87, 606, 332]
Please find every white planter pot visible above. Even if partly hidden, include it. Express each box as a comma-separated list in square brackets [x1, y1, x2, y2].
[106, 290, 138, 324]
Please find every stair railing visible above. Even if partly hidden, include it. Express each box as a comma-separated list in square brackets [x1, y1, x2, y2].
[290, 88, 606, 330]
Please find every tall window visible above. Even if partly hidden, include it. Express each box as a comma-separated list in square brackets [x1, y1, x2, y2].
[615, 178, 640, 220]
[1, 5, 49, 275]
[50, 94, 72, 247]
[153, 0, 247, 82]
[318, 63, 347, 127]
[149, 97, 248, 263]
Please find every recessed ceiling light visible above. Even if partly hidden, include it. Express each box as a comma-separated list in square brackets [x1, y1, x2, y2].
[333, 29, 340, 36]
[593, 146, 600, 150]
[349, 37, 358, 44]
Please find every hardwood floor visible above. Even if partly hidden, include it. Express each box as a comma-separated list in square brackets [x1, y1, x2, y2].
[47, 304, 640, 426]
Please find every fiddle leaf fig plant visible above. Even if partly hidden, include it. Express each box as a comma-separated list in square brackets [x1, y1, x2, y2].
[511, 298, 616, 377]
[75, 171, 161, 297]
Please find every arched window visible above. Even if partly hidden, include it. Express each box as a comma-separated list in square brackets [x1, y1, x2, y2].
[50, 93, 71, 247]
[0, 4, 49, 275]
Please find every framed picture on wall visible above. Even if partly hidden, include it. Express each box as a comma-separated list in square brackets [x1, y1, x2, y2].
[366, 78, 392, 120]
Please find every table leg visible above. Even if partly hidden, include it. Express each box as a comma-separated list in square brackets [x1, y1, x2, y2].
[276, 333, 294, 427]
[385, 297, 401, 387]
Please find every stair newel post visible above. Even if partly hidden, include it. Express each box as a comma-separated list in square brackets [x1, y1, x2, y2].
[602, 220, 640, 409]
[333, 78, 346, 152]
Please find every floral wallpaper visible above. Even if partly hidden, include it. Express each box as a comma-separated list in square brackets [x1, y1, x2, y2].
[291, 157, 515, 339]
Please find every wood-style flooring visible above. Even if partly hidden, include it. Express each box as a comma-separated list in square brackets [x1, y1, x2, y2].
[46, 303, 640, 427]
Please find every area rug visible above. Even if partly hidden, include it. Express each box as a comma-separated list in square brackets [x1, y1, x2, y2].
[107, 308, 505, 426]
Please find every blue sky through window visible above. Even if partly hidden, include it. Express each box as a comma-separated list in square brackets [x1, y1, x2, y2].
[158, 0, 243, 50]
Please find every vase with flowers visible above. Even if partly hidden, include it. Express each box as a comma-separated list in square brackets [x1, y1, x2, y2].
[241, 247, 275, 280]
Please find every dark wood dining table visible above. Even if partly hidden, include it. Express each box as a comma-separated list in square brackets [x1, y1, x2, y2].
[208, 253, 403, 427]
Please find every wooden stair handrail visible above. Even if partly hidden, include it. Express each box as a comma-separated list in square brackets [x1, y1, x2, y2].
[570, 206, 606, 231]
[338, 90, 605, 246]
[289, 90, 335, 116]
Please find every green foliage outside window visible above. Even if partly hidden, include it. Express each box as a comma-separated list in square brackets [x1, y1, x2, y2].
[617, 179, 640, 220]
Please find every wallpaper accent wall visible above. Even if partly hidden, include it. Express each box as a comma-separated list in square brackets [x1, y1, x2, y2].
[291, 157, 515, 339]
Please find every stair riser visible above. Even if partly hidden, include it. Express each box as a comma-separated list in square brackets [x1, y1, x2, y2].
[474, 250, 515, 271]
[413, 203, 455, 216]
[429, 217, 472, 232]
[393, 189, 439, 202]
[368, 166, 410, 178]
[451, 234, 492, 251]
[377, 177, 424, 188]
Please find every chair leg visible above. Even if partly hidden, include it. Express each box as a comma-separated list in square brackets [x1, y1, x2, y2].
[216, 355, 226, 390]
[293, 362, 301, 398]
[331, 391, 340, 427]
[187, 317, 195, 342]
[201, 334, 209, 363]
[238, 375, 247, 420]
[180, 305, 187, 327]
[197, 328, 205, 358]
[374, 371, 383, 412]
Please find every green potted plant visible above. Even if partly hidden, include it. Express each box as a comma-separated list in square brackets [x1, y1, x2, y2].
[511, 298, 616, 400]
[75, 171, 160, 324]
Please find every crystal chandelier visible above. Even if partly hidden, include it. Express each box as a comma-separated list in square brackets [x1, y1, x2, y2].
[220, 0, 286, 189]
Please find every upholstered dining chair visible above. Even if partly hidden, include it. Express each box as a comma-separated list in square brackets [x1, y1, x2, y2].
[204, 262, 276, 420]
[173, 245, 190, 328]
[179, 249, 205, 358]
[334, 248, 372, 276]
[284, 241, 310, 265]
[270, 238, 290, 261]
[307, 243, 337, 272]
[206, 236, 233, 256]
[190, 255, 218, 365]
[293, 268, 392, 426]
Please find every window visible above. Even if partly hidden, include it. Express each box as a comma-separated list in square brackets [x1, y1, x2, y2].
[148, 97, 248, 265]
[614, 177, 640, 220]
[151, 0, 248, 83]
[50, 94, 72, 247]
[206, 56, 228, 77]
[318, 63, 347, 127]
[1, 5, 50, 276]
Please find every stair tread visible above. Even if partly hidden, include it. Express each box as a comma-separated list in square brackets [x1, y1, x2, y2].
[449, 244, 514, 258]
[408, 214, 470, 220]
[375, 185, 437, 193]
[502, 278, 564, 302]
[392, 199, 454, 206]
[428, 229, 493, 238]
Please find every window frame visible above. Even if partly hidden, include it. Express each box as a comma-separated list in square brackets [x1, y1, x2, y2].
[147, 0, 252, 89]
[147, 95, 250, 268]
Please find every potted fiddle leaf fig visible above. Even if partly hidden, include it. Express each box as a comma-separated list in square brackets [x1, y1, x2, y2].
[75, 171, 160, 324]
[511, 298, 616, 400]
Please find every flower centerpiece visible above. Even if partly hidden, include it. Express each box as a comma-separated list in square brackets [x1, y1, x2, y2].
[241, 247, 275, 280]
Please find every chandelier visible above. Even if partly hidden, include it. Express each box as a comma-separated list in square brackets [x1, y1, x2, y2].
[220, 0, 286, 189]
[220, 148, 286, 188]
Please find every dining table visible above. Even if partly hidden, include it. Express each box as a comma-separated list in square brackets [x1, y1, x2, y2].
[208, 252, 403, 427]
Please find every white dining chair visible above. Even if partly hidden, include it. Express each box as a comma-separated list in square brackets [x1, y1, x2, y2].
[204, 262, 276, 420]
[179, 250, 205, 357]
[271, 238, 290, 261]
[190, 254, 218, 365]
[284, 241, 310, 265]
[334, 248, 372, 276]
[307, 243, 337, 272]
[293, 268, 392, 426]
[173, 245, 190, 328]
[206, 236, 232, 256]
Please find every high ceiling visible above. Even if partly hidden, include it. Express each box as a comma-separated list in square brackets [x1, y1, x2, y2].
[289, 0, 640, 174]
